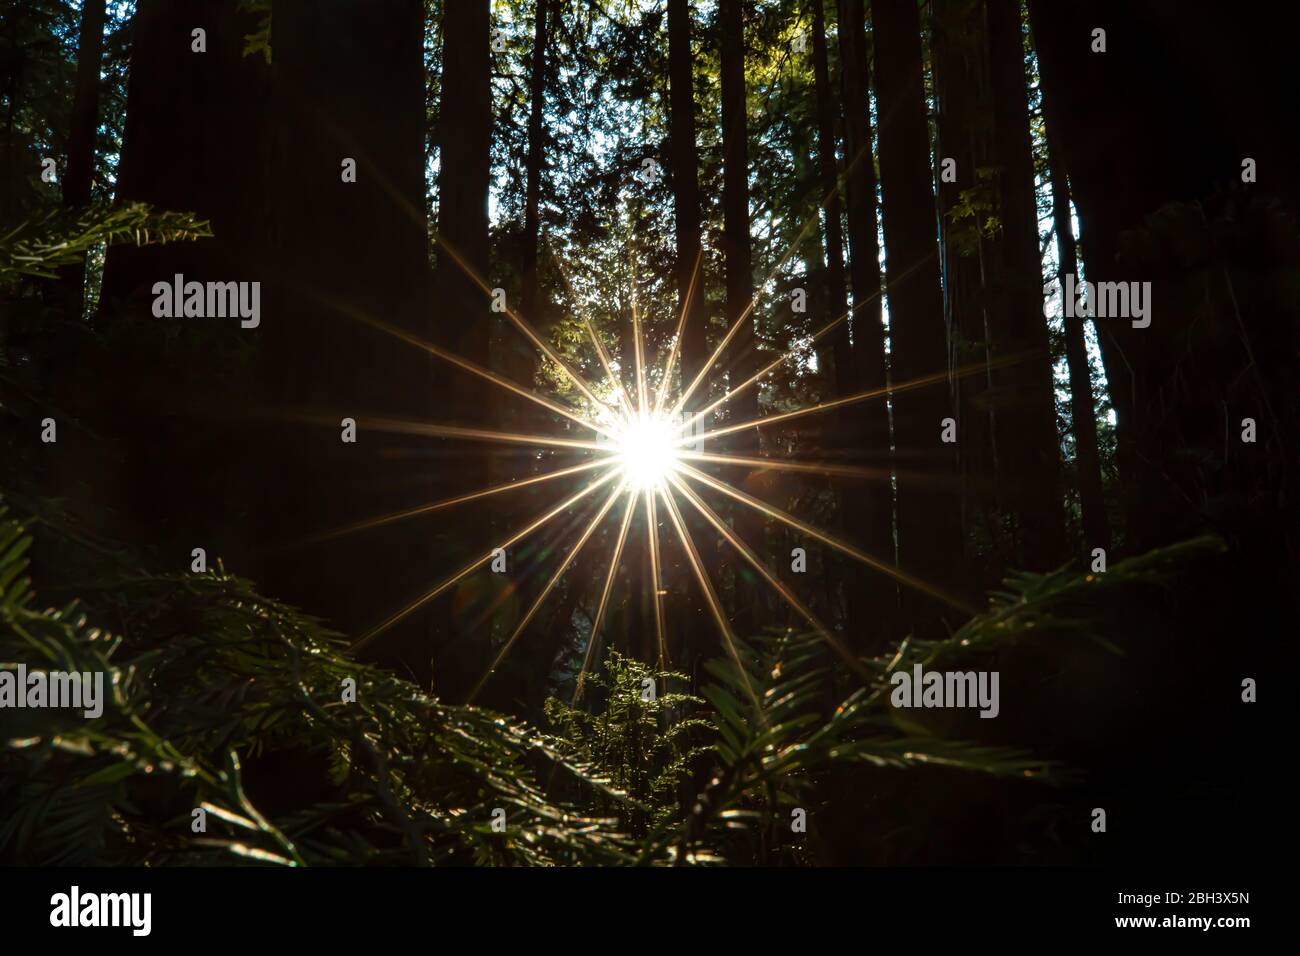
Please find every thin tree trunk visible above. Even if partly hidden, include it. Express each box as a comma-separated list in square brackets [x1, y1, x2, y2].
[667, 0, 707, 396]
[810, 0, 850, 399]
[1043, 112, 1110, 554]
[431, 0, 495, 700]
[57, 0, 107, 318]
[718, 0, 763, 633]
[931, 0, 997, 567]
[503, 0, 553, 466]
[520, 0, 549, 328]
[1024, 0, 1144, 541]
[985, 0, 1066, 569]
[834, 0, 897, 645]
[664, 0, 714, 677]
[872, 0, 966, 633]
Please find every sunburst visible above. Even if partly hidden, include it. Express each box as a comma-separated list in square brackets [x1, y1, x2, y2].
[284, 223, 1006, 711]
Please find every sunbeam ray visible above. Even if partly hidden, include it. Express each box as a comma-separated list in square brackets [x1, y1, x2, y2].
[672, 252, 940, 436]
[633, 279, 650, 415]
[673, 462, 978, 617]
[274, 459, 611, 550]
[667, 208, 823, 420]
[436, 235, 612, 413]
[678, 351, 1037, 447]
[350, 466, 622, 651]
[654, 246, 704, 417]
[548, 249, 636, 418]
[468, 478, 628, 703]
[644, 487, 668, 668]
[281, 410, 609, 453]
[665, 472, 872, 682]
[656, 482, 764, 714]
[327, 302, 616, 439]
[572, 486, 638, 704]
[676, 450, 894, 481]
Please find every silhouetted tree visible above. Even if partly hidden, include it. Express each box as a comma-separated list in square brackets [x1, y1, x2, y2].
[873, 0, 965, 631]
[985, 0, 1065, 568]
[56, 0, 105, 317]
[835, 0, 897, 643]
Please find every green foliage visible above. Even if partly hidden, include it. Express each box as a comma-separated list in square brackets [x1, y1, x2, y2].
[0, 505, 634, 866]
[0, 202, 211, 285]
[544, 652, 713, 835]
[1, 492, 1226, 865]
[659, 534, 1227, 864]
[945, 167, 1001, 257]
[238, 0, 273, 64]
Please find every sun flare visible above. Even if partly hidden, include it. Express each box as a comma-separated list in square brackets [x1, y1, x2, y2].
[612, 411, 679, 490]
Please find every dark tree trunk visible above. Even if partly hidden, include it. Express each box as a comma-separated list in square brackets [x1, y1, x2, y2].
[520, 0, 549, 329]
[931, 0, 998, 567]
[984, 0, 1066, 569]
[718, 0, 764, 632]
[260, 0, 435, 683]
[664, 0, 715, 677]
[810, 0, 850, 398]
[1023, 0, 1159, 548]
[428, 0, 496, 699]
[833, 0, 897, 645]
[56, 0, 107, 317]
[501, 0, 553, 448]
[95, 0, 271, 564]
[872, 0, 966, 632]
[1028, 0, 1296, 553]
[1042, 113, 1110, 555]
[666, 0, 707, 397]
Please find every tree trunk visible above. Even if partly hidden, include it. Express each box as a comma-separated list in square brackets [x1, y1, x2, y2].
[985, 0, 1066, 569]
[834, 0, 897, 645]
[428, 0, 496, 700]
[1042, 107, 1110, 555]
[810, 0, 850, 400]
[97, 0, 272, 565]
[872, 0, 966, 632]
[260, 0, 435, 683]
[56, 0, 107, 318]
[502, 0, 553, 447]
[931, 0, 998, 569]
[1024, 0, 1148, 544]
[666, 0, 707, 397]
[520, 0, 549, 330]
[718, 0, 764, 634]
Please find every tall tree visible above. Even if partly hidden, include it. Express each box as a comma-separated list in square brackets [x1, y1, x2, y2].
[502, 0, 554, 441]
[429, 0, 495, 699]
[931, 0, 997, 561]
[56, 0, 106, 317]
[1024, 0, 1138, 524]
[718, 0, 767, 637]
[1042, 115, 1109, 554]
[872, 0, 965, 630]
[519, 0, 550, 330]
[98, 0, 271, 562]
[666, 0, 707, 396]
[809, 0, 850, 401]
[1029, 0, 1295, 554]
[260, 0, 435, 685]
[834, 0, 897, 643]
[984, 0, 1065, 568]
